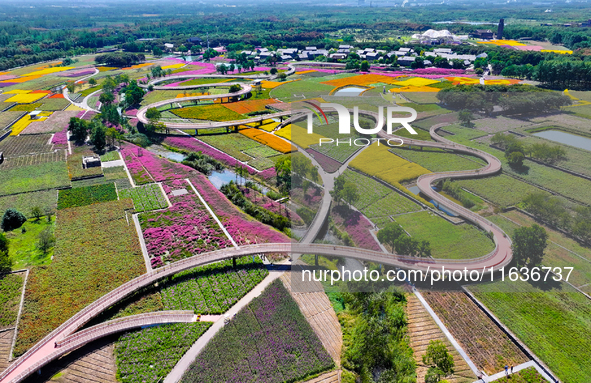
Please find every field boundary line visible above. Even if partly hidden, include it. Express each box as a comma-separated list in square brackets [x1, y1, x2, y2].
[9, 269, 29, 362]
[132, 213, 153, 274]
[462, 286, 560, 383]
[185, 178, 239, 249]
[413, 288, 480, 377]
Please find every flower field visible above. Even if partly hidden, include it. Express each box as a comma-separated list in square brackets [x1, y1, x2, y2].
[4, 92, 48, 104]
[0, 161, 69, 196]
[14, 199, 144, 356]
[223, 98, 276, 114]
[198, 133, 261, 162]
[22, 110, 78, 135]
[245, 119, 280, 132]
[340, 170, 421, 226]
[239, 128, 296, 153]
[161, 257, 269, 313]
[469, 279, 591, 383]
[181, 279, 334, 383]
[260, 79, 298, 89]
[121, 144, 188, 184]
[170, 104, 245, 121]
[119, 184, 168, 212]
[240, 186, 304, 226]
[330, 204, 382, 251]
[10, 112, 51, 135]
[0, 273, 24, 329]
[393, 77, 440, 87]
[115, 323, 212, 383]
[162, 136, 257, 174]
[276, 124, 325, 149]
[350, 142, 430, 185]
[57, 183, 118, 209]
[140, 179, 232, 265]
[306, 148, 341, 173]
[321, 73, 402, 87]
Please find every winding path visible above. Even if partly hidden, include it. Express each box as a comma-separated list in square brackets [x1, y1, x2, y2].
[1, 68, 514, 383]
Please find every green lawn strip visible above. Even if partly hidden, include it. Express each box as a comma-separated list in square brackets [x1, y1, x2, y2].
[115, 322, 212, 383]
[444, 125, 591, 206]
[198, 133, 259, 162]
[391, 147, 484, 172]
[0, 111, 27, 128]
[38, 98, 70, 111]
[487, 214, 591, 288]
[393, 211, 495, 259]
[4, 218, 55, 270]
[118, 184, 168, 213]
[14, 199, 145, 356]
[170, 104, 245, 121]
[0, 273, 25, 329]
[248, 156, 275, 171]
[100, 150, 121, 162]
[178, 77, 235, 86]
[469, 279, 591, 383]
[402, 91, 440, 104]
[269, 78, 335, 100]
[0, 162, 69, 196]
[493, 367, 552, 383]
[308, 142, 361, 163]
[77, 86, 100, 97]
[518, 135, 591, 178]
[58, 183, 117, 209]
[0, 190, 57, 218]
[141, 90, 185, 107]
[242, 145, 281, 158]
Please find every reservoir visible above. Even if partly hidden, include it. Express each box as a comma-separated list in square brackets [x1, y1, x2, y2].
[531, 130, 591, 152]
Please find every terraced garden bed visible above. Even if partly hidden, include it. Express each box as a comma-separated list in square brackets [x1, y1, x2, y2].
[181, 279, 334, 383]
[0, 151, 66, 170]
[119, 184, 168, 212]
[0, 134, 53, 157]
[0, 161, 69, 196]
[0, 273, 25, 330]
[0, 189, 57, 219]
[21, 110, 79, 135]
[0, 111, 26, 130]
[57, 183, 118, 209]
[198, 133, 259, 162]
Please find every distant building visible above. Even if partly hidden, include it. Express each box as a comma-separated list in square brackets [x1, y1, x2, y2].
[82, 156, 101, 169]
[471, 30, 494, 39]
[398, 57, 416, 66]
[186, 37, 203, 44]
[164, 43, 174, 51]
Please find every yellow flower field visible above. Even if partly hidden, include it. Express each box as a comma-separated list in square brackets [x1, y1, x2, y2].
[97, 67, 117, 72]
[123, 63, 153, 70]
[322, 74, 404, 87]
[4, 93, 48, 104]
[295, 70, 317, 74]
[276, 124, 325, 149]
[393, 77, 440, 87]
[239, 128, 296, 153]
[162, 63, 185, 69]
[390, 85, 440, 93]
[175, 92, 209, 98]
[445, 77, 521, 85]
[65, 104, 84, 111]
[349, 142, 430, 184]
[541, 49, 572, 54]
[478, 40, 526, 47]
[246, 119, 280, 132]
[24, 67, 75, 76]
[260, 80, 299, 89]
[10, 112, 52, 135]
[3, 90, 32, 94]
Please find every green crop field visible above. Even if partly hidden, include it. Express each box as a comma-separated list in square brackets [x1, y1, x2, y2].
[519, 135, 591, 178]
[0, 273, 24, 329]
[269, 79, 335, 100]
[0, 189, 57, 218]
[309, 141, 361, 162]
[455, 175, 548, 208]
[58, 183, 118, 209]
[242, 145, 281, 159]
[198, 133, 260, 162]
[391, 147, 485, 172]
[119, 184, 168, 212]
[0, 161, 69, 196]
[469, 279, 591, 383]
[393, 211, 495, 259]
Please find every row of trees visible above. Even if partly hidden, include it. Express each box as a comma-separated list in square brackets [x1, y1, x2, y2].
[491, 132, 567, 167]
[377, 222, 432, 258]
[95, 52, 145, 67]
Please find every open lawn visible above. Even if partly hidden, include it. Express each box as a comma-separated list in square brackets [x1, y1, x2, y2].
[308, 142, 362, 163]
[469, 279, 591, 383]
[393, 211, 495, 259]
[0, 161, 69, 196]
[4, 218, 55, 270]
[14, 199, 144, 356]
[269, 79, 335, 100]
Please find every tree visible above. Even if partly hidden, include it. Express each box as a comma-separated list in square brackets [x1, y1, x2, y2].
[37, 228, 55, 255]
[270, 67, 278, 75]
[411, 56, 425, 69]
[507, 151, 525, 168]
[274, 156, 291, 194]
[512, 224, 548, 267]
[377, 222, 405, 251]
[31, 206, 43, 221]
[0, 232, 11, 273]
[278, 72, 287, 81]
[88, 78, 97, 86]
[360, 60, 370, 72]
[1, 209, 27, 231]
[146, 107, 161, 124]
[124, 80, 145, 107]
[66, 82, 76, 93]
[423, 340, 455, 380]
[152, 46, 163, 56]
[342, 182, 359, 207]
[90, 123, 107, 152]
[106, 127, 120, 148]
[99, 92, 115, 106]
[229, 84, 241, 93]
[458, 109, 473, 127]
[101, 76, 117, 93]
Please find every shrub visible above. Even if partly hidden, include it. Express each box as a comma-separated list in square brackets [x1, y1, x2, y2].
[1, 209, 27, 231]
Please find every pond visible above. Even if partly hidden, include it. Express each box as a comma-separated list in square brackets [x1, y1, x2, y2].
[147, 145, 186, 162]
[333, 87, 367, 97]
[208, 168, 269, 193]
[408, 186, 458, 217]
[532, 130, 591, 152]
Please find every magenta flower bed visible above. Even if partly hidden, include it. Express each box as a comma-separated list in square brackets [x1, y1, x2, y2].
[331, 204, 381, 251]
[306, 148, 341, 173]
[51, 110, 86, 146]
[140, 178, 232, 264]
[258, 167, 276, 181]
[121, 144, 194, 184]
[125, 108, 138, 117]
[163, 136, 257, 175]
[240, 187, 304, 225]
[291, 186, 323, 210]
[0, 82, 18, 88]
[0, 75, 18, 81]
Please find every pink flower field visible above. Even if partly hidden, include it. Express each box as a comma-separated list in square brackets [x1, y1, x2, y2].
[331, 204, 381, 251]
[240, 186, 304, 226]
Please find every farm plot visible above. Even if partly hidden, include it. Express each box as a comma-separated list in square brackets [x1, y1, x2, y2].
[400, 91, 440, 104]
[198, 133, 259, 161]
[170, 104, 245, 121]
[160, 257, 269, 314]
[277, 124, 326, 149]
[269, 78, 335, 100]
[119, 184, 168, 212]
[0, 273, 25, 330]
[393, 211, 495, 259]
[10, 112, 51, 135]
[223, 98, 276, 114]
[67, 146, 104, 180]
[518, 135, 591, 178]
[422, 291, 527, 374]
[139, 178, 232, 265]
[21, 110, 78, 135]
[391, 148, 485, 172]
[0, 151, 66, 170]
[58, 183, 118, 209]
[469, 279, 591, 383]
[37, 97, 70, 111]
[141, 90, 184, 106]
[308, 142, 361, 163]
[115, 322, 211, 383]
[239, 128, 295, 153]
[0, 161, 69, 196]
[455, 175, 548, 208]
[0, 111, 26, 130]
[14, 199, 144, 356]
[472, 116, 535, 133]
[306, 148, 342, 173]
[181, 279, 334, 383]
[0, 189, 57, 219]
[341, 169, 421, 225]
[0, 134, 53, 157]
